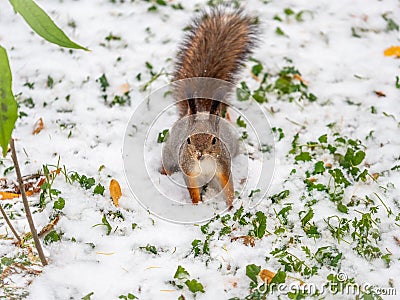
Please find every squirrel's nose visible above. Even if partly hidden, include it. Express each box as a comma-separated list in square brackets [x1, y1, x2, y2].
[197, 152, 203, 160]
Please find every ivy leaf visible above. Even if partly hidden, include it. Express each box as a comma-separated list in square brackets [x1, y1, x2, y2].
[313, 161, 325, 174]
[44, 230, 62, 244]
[185, 279, 205, 293]
[93, 183, 105, 195]
[9, 0, 87, 50]
[174, 265, 190, 280]
[246, 264, 261, 283]
[53, 197, 65, 210]
[0, 46, 18, 157]
[295, 151, 312, 162]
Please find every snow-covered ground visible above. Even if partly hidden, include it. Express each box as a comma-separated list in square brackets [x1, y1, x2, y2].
[0, 0, 399, 299]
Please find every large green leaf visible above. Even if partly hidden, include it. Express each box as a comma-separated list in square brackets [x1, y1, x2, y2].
[0, 46, 18, 157]
[9, 0, 88, 50]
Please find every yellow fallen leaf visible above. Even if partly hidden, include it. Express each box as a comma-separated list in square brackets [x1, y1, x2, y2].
[384, 46, 400, 57]
[32, 117, 44, 135]
[0, 191, 20, 200]
[109, 179, 122, 207]
[259, 269, 276, 284]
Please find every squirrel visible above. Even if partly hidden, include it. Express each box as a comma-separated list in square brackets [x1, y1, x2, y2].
[161, 7, 259, 208]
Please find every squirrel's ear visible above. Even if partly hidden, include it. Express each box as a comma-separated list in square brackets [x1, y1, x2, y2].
[188, 98, 197, 115]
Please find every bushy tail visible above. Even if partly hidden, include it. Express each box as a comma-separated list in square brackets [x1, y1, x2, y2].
[174, 8, 259, 83]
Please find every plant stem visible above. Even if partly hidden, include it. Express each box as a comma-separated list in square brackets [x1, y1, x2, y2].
[9, 138, 48, 266]
[0, 204, 21, 244]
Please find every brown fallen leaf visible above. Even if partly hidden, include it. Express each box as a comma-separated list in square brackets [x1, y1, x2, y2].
[325, 163, 333, 168]
[371, 173, 379, 180]
[109, 179, 122, 207]
[231, 235, 255, 247]
[259, 269, 276, 284]
[394, 236, 400, 247]
[384, 46, 400, 57]
[32, 117, 44, 135]
[38, 215, 61, 237]
[374, 91, 386, 97]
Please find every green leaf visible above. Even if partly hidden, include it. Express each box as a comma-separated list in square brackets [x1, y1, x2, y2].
[270, 189, 290, 203]
[236, 116, 247, 128]
[251, 63, 263, 76]
[9, 0, 87, 50]
[318, 134, 327, 143]
[157, 129, 169, 143]
[0, 46, 18, 157]
[236, 81, 251, 101]
[143, 244, 157, 255]
[53, 197, 65, 210]
[352, 150, 365, 166]
[301, 209, 313, 227]
[313, 161, 325, 174]
[93, 215, 112, 235]
[185, 279, 205, 293]
[246, 264, 261, 283]
[44, 230, 62, 244]
[253, 211, 267, 239]
[270, 269, 286, 284]
[337, 203, 348, 214]
[174, 265, 190, 280]
[295, 151, 312, 162]
[93, 183, 105, 195]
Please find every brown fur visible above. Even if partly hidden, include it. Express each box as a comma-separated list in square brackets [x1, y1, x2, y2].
[174, 8, 259, 117]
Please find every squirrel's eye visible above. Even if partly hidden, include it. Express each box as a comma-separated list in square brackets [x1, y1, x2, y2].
[187, 137, 191, 144]
[212, 137, 217, 145]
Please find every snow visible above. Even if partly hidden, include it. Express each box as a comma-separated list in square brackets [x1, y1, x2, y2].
[0, 0, 399, 299]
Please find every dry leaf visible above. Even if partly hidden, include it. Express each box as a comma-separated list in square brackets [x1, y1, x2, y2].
[109, 179, 122, 207]
[231, 235, 255, 247]
[293, 74, 309, 86]
[374, 91, 386, 97]
[32, 117, 44, 135]
[394, 236, 400, 247]
[372, 173, 379, 180]
[259, 269, 276, 284]
[38, 215, 61, 237]
[325, 163, 333, 168]
[0, 191, 21, 200]
[384, 46, 400, 57]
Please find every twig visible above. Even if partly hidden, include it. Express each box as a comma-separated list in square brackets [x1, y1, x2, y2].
[0, 204, 21, 244]
[9, 138, 47, 266]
